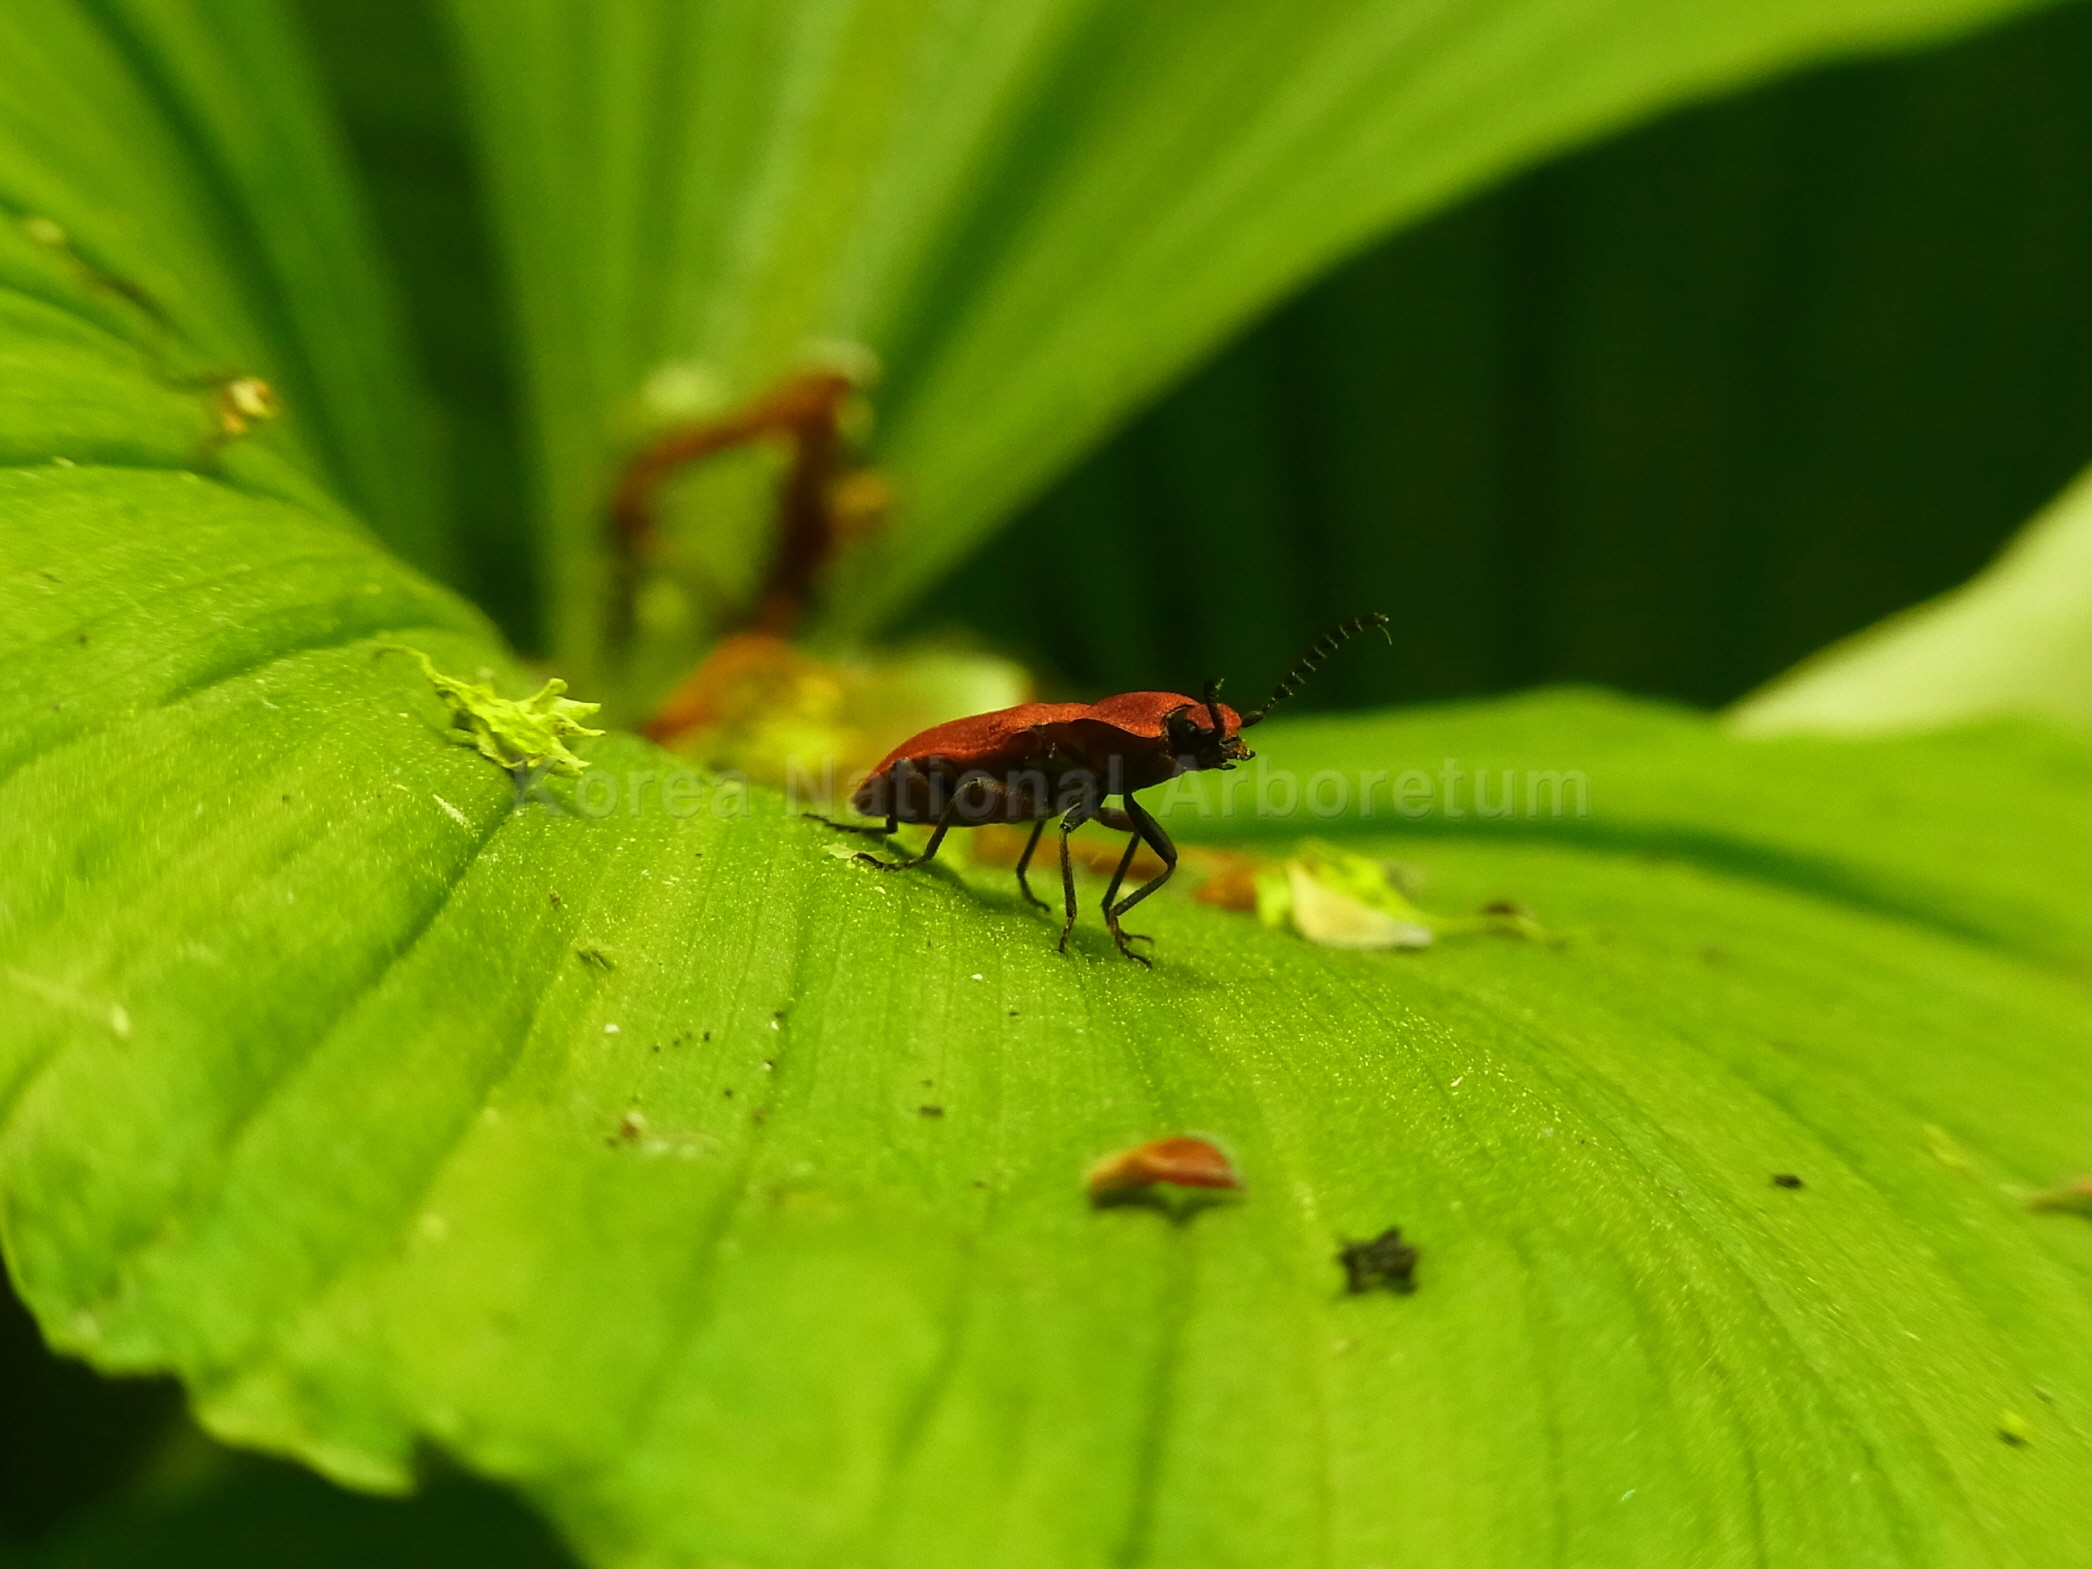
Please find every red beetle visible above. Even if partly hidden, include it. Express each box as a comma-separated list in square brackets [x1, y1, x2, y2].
[817, 614, 1390, 963]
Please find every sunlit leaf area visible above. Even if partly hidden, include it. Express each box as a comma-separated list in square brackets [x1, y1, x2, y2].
[6, 2, 2092, 1565]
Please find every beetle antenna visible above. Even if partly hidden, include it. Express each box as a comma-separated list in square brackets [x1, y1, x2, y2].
[1201, 678, 1227, 735]
[1240, 613, 1392, 727]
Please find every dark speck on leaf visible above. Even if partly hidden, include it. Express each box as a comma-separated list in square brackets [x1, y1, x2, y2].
[1700, 944, 1729, 964]
[703, 1031, 712, 1042]
[1338, 1228, 1419, 1295]
[576, 947, 614, 972]
[919, 1105, 945, 1118]
[723, 1088, 734, 1098]
[549, 891, 562, 906]
[1481, 898, 1526, 917]
[1772, 1173, 1804, 1189]
[2000, 1427, 2029, 1448]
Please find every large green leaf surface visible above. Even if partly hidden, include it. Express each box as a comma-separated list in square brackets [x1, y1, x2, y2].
[442, 0, 2068, 675]
[10, 3, 2092, 1567]
[10, 480, 2092, 1567]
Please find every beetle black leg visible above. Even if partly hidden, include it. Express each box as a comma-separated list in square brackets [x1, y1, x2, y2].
[1055, 801, 1093, 953]
[1012, 818, 1051, 911]
[854, 797, 958, 871]
[1098, 831, 1153, 969]
[1101, 793, 1176, 964]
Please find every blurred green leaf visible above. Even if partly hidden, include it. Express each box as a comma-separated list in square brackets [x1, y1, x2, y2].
[441, 0, 2071, 682]
[292, 0, 537, 644]
[0, 0, 438, 569]
[1732, 462, 2092, 736]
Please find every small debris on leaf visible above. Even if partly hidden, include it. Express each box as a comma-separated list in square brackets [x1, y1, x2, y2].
[1337, 1228, 1420, 1295]
[1998, 1411, 2033, 1447]
[191, 376, 284, 467]
[576, 947, 615, 972]
[214, 375, 280, 438]
[1087, 1136, 1242, 1201]
[1190, 848, 1264, 912]
[1771, 1172, 1804, 1190]
[1282, 861, 1432, 949]
[1247, 840, 1547, 949]
[2025, 1176, 2092, 1215]
[1923, 1123, 1979, 1177]
[918, 1104, 944, 1118]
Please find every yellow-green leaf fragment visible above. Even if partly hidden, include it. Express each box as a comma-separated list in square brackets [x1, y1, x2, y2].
[387, 646, 603, 776]
[1254, 839, 1545, 948]
[1279, 860, 1433, 949]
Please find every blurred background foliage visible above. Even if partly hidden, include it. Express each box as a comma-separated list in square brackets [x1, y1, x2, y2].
[938, 0, 2092, 711]
[302, 0, 2092, 714]
[7, 0, 2092, 1558]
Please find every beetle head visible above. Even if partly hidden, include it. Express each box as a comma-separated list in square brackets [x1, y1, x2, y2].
[1165, 679, 1253, 771]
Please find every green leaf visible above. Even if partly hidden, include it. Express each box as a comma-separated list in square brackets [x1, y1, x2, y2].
[1732, 461, 2092, 736]
[441, 0, 2068, 677]
[0, 0, 440, 570]
[10, 490, 2092, 1565]
[11, 3, 2092, 1566]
